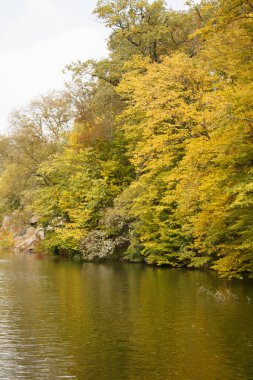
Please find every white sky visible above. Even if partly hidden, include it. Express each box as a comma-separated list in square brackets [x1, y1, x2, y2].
[0, 0, 186, 133]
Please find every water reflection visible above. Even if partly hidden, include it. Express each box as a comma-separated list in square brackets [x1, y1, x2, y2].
[0, 252, 252, 379]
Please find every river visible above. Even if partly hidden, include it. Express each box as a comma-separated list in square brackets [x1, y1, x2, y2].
[0, 252, 252, 379]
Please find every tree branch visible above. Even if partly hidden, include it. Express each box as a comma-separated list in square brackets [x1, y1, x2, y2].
[194, 6, 203, 21]
[247, 0, 253, 9]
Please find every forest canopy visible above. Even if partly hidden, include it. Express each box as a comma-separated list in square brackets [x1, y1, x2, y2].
[0, 0, 252, 279]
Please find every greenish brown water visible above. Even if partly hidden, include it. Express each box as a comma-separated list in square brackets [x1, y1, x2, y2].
[0, 252, 253, 380]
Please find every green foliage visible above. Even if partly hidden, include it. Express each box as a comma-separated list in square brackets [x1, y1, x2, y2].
[0, 231, 14, 251]
[0, 0, 252, 278]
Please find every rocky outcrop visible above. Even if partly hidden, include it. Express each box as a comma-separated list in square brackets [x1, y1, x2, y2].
[14, 226, 45, 252]
[1, 215, 45, 252]
[1, 216, 15, 233]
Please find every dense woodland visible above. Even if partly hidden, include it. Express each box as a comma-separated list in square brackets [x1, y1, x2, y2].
[0, 0, 252, 278]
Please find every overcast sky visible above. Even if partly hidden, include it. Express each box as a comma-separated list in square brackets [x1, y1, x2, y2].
[0, 0, 186, 133]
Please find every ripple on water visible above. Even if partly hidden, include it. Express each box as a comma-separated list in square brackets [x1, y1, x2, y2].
[0, 254, 252, 379]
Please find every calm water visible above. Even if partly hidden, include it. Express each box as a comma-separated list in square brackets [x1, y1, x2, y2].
[0, 252, 253, 380]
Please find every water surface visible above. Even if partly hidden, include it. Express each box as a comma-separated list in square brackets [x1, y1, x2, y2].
[0, 252, 252, 379]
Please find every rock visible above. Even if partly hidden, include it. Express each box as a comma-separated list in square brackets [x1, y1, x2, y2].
[1, 216, 11, 230]
[1, 214, 45, 252]
[36, 228, 45, 240]
[1, 216, 16, 233]
[29, 216, 39, 226]
[14, 226, 45, 252]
